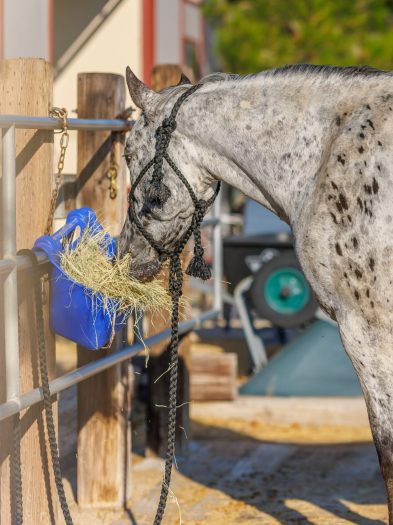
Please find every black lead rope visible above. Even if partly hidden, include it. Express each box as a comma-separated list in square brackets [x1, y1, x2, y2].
[17, 249, 73, 525]
[128, 83, 220, 524]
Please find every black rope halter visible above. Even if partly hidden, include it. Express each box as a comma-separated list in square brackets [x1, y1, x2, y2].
[128, 83, 220, 524]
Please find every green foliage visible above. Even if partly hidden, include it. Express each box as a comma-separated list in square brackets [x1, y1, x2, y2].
[203, 0, 393, 73]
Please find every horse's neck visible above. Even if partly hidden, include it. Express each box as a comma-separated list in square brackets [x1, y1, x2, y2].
[180, 79, 353, 226]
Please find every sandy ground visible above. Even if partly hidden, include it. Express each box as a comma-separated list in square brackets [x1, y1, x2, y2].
[56, 338, 388, 524]
[58, 388, 388, 525]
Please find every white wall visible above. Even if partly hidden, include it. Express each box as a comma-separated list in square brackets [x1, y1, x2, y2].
[3, 0, 49, 59]
[53, 0, 142, 175]
[155, 0, 180, 64]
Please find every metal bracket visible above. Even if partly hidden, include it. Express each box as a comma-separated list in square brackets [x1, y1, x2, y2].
[233, 276, 268, 372]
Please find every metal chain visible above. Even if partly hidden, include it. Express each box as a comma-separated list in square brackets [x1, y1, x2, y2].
[45, 107, 69, 235]
[107, 139, 118, 199]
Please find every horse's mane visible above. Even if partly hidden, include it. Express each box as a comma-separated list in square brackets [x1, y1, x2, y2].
[199, 65, 391, 84]
[159, 64, 391, 102]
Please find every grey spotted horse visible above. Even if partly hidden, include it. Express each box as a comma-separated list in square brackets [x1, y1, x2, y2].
[119, 64, 393, 521]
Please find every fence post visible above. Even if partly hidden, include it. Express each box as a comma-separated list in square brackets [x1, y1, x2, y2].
[76, 72, 131, 508]
[145, 64, 194, 457]
[0, 58, 58, 524]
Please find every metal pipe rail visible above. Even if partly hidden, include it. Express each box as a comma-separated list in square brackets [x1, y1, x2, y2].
[0, 308, 220, 422]
[0, 115, 223, 422]
[0, 218, 219, 277]
[0, 115, 133, 131]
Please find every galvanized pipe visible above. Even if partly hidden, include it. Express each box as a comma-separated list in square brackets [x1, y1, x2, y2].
[212, 190, 223, 314]
[0, 115, 132, 132]
[0, 114, 223, 422]
[2, 126, 20, 405]
[0, 308, 220, 421]
[0, 220, 218, 276]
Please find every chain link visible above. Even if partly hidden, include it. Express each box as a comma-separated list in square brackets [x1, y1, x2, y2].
[45, 107, 69, 236]
[107, 137, 119, 199]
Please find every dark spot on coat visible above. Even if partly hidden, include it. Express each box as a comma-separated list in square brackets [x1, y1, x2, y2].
[354, 290, 360, 300]
[327, 194, 334, 200]
[366, 288, 370, 298]
[347, 215, 352, 223]
[358, 146, 364, 154]
[329, 212, 338, 224]
[377, 164, 381, 172]
[370, 301, 375, 308]
[335, 116, 341, 126]
[359, 132, 365, 139]
[335, 243, 343, 256]
[336, 201, 343, 213]
[378, 140, 382, 146]
[361, 124, 366, 130]
[364, 184, 372, 195]
[331, 181, 338, 190]
[366, 104, 371, 110]
[372, 177, 379, 194]
[357, 197, 363, 211]
[352, 237, 358, 249]
[337, 154, 345, 165]
[246, 124, 252, 130]
[366, 119, 375, 130]
[344, 272, 348, 278]
[355, 269, 362, 279]
[339, 193, 348, 210]
[369, 258, 375, 271]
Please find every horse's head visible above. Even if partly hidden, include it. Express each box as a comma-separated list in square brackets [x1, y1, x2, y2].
[118, 67, 216, 281]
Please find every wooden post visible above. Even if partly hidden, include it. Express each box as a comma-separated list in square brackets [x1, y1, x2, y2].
[145, 65, 194, 457]
[76, 72, 131, 508]
[0, 58, 58, 524]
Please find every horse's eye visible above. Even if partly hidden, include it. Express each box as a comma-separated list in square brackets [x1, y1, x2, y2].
[124, 153, 132, 165]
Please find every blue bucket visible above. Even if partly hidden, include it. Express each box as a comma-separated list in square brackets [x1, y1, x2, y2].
[34, 208, 129, 350]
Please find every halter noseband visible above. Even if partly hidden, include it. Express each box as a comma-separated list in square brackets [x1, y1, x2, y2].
[127, 83, 220, 280]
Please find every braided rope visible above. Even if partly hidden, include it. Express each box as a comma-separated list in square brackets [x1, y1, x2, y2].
[11, 413, 23, 524]
[127, 84, 221, 524]
[18, 249, 73, 525]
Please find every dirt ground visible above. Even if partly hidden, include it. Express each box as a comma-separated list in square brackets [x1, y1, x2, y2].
[58, 387, 387, 525]
[55, 337, 388, 525]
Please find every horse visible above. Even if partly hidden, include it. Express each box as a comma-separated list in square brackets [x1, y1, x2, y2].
[119, 64, 393, 522]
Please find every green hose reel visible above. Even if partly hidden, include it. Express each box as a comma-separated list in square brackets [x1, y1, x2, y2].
[250, 252, 318, 328]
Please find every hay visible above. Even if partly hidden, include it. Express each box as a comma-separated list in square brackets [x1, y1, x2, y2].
[60, 226, 172, 322]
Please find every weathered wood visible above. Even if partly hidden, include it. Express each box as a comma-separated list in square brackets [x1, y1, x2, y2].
[145, 65, 195, 457]
[189, 352, 238, 401]
[151, 64, 195, 91]
[76, 73, 128, 237]
[0, 58, 58, 524]
[76, 72, 131, 508]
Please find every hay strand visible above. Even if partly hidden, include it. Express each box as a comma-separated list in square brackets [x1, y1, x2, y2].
[60, 226, 172, 322]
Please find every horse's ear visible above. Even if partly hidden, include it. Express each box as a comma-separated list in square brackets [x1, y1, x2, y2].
[177, 73, 192, 86]
[126, 66, 160, 114]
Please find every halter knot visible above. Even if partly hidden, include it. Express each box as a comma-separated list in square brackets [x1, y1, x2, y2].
[185, 200, 211, 281]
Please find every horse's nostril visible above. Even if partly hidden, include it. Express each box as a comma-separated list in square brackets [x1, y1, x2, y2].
[130, 260, 162, 282]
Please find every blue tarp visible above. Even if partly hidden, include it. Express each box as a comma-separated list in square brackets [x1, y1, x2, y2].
[240, 320, 362, 397]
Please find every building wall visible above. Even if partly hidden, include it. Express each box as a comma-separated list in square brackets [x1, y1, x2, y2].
[3, 0, 50, 60]
[53, 0, 142, 174]
[155, 0, 180, 65]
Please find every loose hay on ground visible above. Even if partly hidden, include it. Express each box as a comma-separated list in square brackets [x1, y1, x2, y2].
[60, 227, 172, 320]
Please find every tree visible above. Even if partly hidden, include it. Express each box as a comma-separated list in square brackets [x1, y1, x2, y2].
[203, 0, 393, 74]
